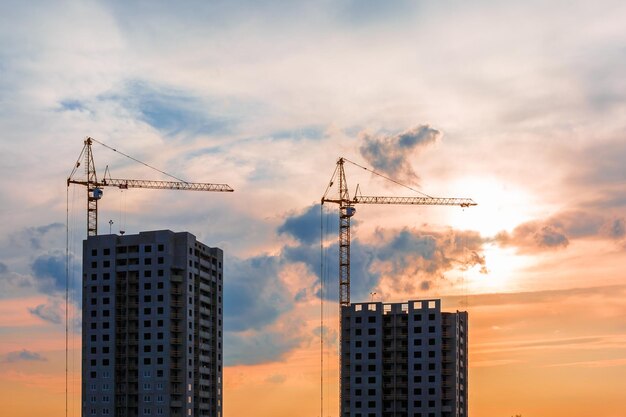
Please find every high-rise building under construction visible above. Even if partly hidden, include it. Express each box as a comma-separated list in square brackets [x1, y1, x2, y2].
[341, 299, 467, 417]
[82, 230, 223, 417]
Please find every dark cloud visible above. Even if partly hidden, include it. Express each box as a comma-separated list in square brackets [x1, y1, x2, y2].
[0, 261, 7, 274]
[265, 374, 287, 384]
[98, 80, 233, 136]
[224, 255, 292, 332]
[29, 301, 63, 325]
[313, 326, 338, 349]
[371, 228, 487, 294]
[278, 204, 335, 245]
[3, 349, 46, 363]
[495, 210, 624, 253]
[606, 218, 625, 239]
[31, 251, 66, 293]
[224, 205, 487, 365]
[223, 327, 303, 366]
[13, 223, 64, 251]
[359, 125, 441, 184]
[281, 205, 486, 301]
[283, 238, 380, 302]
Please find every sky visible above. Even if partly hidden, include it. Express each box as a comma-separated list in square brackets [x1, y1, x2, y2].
[0, 0, 625, 416]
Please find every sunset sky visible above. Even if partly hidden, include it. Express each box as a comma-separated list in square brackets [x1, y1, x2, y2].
[1, 1, 625, 416]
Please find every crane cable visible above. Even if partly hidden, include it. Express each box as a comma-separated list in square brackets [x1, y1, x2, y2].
[89, 137, 189, 183]
[65, 185, 69, 417]
[320, 203, 324, 417]
[342, 157, 433, 198]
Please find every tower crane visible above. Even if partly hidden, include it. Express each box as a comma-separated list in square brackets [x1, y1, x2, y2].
[67, 137, 234, 237]
[320, 156, 476, 415]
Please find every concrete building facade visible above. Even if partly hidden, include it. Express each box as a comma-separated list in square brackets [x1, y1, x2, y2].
[82, 230, 223, 417]
[341, 299, 467, 417]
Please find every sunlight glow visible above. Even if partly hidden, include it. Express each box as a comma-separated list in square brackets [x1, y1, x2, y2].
[444, 177, 535, 237]
[465, 244, 529, 293]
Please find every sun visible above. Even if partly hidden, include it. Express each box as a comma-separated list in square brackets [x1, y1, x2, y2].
[442, 176, 536, 238]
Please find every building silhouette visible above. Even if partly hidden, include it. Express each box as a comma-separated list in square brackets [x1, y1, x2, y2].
[82, 230, 223, 417]
[341, 299, 467, 417]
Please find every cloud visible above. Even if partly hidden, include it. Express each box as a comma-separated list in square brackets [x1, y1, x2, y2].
[224, 255, 292, 332]
[3, 349, 46, 363]
[495, 210, 625, 253]
[12, 223, 64, 251]
[359, 125, 442, 184]
[443, 284, 626, 308]
[224, 326, 303, 366]
[95, 80, 235, 136]
[0, 262, 7, 274]
[313, 325, 338, 349]
[278, 204, 336, 245]
[270, 125, 327, 141]
[28, 299, 63, 325]
[30, 251, 66, 294]
[283, 238, 380, 302]
[281, 214, 486, 302]
[265, 374, 287, 384]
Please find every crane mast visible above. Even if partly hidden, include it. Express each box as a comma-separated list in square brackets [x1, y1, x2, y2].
[67, 137, 234, 236]
[321, 156, 476, 416]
